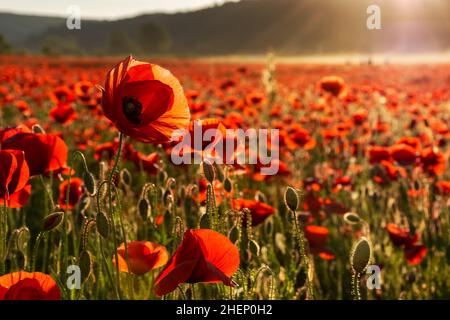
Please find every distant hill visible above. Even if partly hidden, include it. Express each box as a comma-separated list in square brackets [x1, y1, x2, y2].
[1, 0, 450, 55]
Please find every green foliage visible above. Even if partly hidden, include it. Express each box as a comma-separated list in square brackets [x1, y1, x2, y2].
[0, 33, 11, 53]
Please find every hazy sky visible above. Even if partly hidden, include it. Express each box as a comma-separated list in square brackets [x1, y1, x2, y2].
[0, 0, 240, 19]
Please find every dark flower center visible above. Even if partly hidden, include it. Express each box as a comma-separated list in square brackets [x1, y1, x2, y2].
[122, 97, 142, 125]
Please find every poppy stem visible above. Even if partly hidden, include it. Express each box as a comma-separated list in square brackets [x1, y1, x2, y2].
[31, 232, 44, 272]
[292, 210, 314, 299]
[108, 132, 124, 300]
[0, 200, 7, 274]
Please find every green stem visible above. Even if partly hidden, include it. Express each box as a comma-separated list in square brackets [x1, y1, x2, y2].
[0, 200, 7, 274]
[292, 210, 314, 299]
[108, 132, 124, 300]
[31, 232, 45, 271]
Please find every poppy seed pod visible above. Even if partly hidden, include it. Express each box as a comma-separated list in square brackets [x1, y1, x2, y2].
[351, 237, 372, 274]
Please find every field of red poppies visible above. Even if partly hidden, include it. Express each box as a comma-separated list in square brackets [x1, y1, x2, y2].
[0, 54, 449, 300]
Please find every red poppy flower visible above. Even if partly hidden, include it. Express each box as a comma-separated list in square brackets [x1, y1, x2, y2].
[435, 181, 450, 195]
[232, 198, 275, 226]
[0, 149, 31, 208]
[94, 141, 117, 161]
[49, 104, 77, 125]
[154, 229, 239, 296]
[113, 241, 169, 275]
[386, 223, 419, 247]
[368, 146, 391, 164]
[390, 144, 417, 166]
[49, 86, 75, 105]
[305, 225, 335, 260]
[124, 144, 160, 175]
[386, 223, 426, 265]
[58, 177, 83, 209]
[101, 56, 190, 144]
[319, 76, 347, 98]
[420, 147, 445, 176]
[2, 132, 68, 176]
[0, 271, 60, 300]
[404, 244, 427, 266]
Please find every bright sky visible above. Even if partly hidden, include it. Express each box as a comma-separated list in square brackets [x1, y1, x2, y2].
[0, 0, 240, 19]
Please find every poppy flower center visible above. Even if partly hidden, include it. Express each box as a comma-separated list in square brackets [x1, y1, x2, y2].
[122, 97, 143, 125]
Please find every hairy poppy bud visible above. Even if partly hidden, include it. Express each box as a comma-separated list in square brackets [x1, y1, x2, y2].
[96, 211, 110, 238]
[351, 237, 372, 274]
[202, 159, 215, 183]
[83, 171, 96, 196]
[229, 225, 239, 243]
[43, 211, 64, 232]
[79, 250, 93, 283]
[224, 178, 232, 193]
[284, 187, 299, 212]
[120, 168, 132, 187]
[138, 197, 150, 221]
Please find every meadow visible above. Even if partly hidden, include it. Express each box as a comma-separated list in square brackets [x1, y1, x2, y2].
[0, 54, 449, 300]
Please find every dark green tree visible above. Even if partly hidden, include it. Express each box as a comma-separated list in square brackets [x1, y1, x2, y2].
[108, 30, 140, 55]
[138, 22, 171, 54]
[0, 33, 11, 53]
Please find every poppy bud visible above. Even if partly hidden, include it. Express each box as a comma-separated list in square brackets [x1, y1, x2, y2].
[344, 212, 361, 225]
[351, 237, 372, 274]
[284, 187, 299, 212]
[79, 250, 93, 283]
[16, 227, 30, 253]
[224, 178, 232, 193]
[83, 171, 96, 196]
[138, 198, 150, 221]
[202, 159, 215, 183]
[96, 211, 110, 238]
[229, 225, 239, 243]
[42, 211, 64, 232]
[120, 168, 132, 187]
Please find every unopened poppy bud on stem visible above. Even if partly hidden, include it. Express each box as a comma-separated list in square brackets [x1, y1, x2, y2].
[284, 186, 299, 212]
[42, 211, 64, 232]
[202, 159, 215, 183]
[350, 237, 372, 274]
[96, 211, 110, 238]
